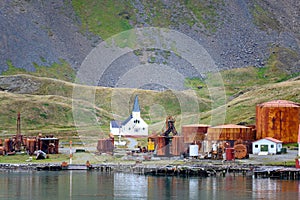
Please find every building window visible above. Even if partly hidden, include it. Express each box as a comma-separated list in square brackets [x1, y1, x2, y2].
[271, 144, 274, 148]
[255, 145, 258, 148]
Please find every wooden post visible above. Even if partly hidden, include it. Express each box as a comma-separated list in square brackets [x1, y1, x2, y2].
[70, 141, 72, 164]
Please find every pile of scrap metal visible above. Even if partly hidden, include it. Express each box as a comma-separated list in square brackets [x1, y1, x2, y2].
[209, 139, 249, 160]
[0, 113, 59, 157]
[0, 135, 25, 155]
[0, 113, 25, 155]
[211, 142, 225, 160]
[0, 134, 59, 157]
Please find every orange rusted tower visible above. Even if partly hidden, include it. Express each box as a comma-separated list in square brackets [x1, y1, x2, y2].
[256, 100, 300, 143]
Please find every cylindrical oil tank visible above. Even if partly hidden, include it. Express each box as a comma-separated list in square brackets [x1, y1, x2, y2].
[0, 146, 5, 155]
[182, 124, 209, 143]
[189, 145, 199, 157]
[256, 100, 300, 143]
[97, 139, 114, 153]
[26, 138, 36, 155]
[207, 124, 255, 141]
[4, 139, 13, 153]
[171, 136, 184, 156]
[156, 136, 167, 156]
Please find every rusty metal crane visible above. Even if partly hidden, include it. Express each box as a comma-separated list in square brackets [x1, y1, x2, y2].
[159, 116, 178, 157]
[162, 116, 178, 137]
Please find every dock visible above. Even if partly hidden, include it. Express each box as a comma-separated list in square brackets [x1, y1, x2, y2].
[1, 163, 300, 180]
[254, 167, 300, 180]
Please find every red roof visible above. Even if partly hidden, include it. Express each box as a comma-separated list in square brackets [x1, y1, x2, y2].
[211, 124, 250, 129]
[264, 137, 283, 143]
[258, 100, 300, 108]
[254, 137, 282, 143]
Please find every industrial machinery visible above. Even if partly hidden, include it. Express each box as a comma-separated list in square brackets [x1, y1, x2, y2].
[148, 116, 180, 156]
[233, 139, 249, 159]
[162, 116, 178, 137]
[211, 142, 225, 160]
[0, 113, 59, 156]
[157, 116, 179, 156]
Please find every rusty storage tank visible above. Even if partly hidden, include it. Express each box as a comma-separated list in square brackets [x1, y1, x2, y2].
[182, 124, 210, 143]
[26, 138, 37, 156]
[4, 139, 14, 153]
[156, 136, 167, 156]
[256, 100, 300, 143]
[170, 136, 184, 156]
[97, 138, 114, 153]
[207, 124, 255, 141]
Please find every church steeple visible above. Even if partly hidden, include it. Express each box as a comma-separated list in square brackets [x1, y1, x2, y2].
[132, 95, 140, 118]
[133, 95, 140, 112]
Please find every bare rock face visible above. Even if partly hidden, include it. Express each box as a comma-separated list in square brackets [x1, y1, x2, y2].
[0, 0, 99, 73]
[0, 0, 299, 91]
[0, 75, 40, 94]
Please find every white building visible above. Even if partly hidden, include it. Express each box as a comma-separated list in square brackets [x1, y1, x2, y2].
[252, 137, 283, 155]
[110, 95, 148, 137]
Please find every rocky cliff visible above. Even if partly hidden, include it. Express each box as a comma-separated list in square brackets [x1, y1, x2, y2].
[0, 0, 299, 89]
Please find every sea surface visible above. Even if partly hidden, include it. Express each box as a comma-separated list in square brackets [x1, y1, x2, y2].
[0, 170, 299, 200]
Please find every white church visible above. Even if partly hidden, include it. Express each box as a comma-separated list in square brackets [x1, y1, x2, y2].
[110, 95, 148, 137]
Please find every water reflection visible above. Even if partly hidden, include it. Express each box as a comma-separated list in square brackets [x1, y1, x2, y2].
[0, 171, 299, 200]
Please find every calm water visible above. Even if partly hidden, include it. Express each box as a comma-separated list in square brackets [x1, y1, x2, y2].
[0, 170, 299, 200]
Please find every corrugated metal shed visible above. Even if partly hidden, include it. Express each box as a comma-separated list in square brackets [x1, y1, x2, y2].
[256, 100, 300, 143]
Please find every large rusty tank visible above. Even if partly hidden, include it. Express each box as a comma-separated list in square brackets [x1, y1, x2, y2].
[256, 100, 300, 143]
[182, 124, 209, 143]
[207, 124, 255, 141]
[170, 136, 185, 156]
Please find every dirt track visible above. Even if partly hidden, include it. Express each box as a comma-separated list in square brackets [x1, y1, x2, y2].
[60, 145, 299, 166]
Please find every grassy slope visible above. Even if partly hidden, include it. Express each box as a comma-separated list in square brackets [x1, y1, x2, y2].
[1, 44, 299, 139]
[0, 74, 210, 138]
[3, 59, 75, 83]
[72, 0, 135, 40]
[71, 0, 223, 39]
[0, 70, 299, 140]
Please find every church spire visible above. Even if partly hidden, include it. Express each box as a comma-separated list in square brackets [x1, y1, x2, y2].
[133, 95, 140, 112]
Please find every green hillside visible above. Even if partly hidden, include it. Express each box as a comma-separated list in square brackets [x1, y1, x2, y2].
[0, 65, 299, 142]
